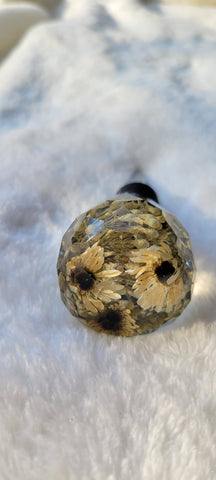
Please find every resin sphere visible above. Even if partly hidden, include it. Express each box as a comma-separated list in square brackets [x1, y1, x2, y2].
[57, 194, 195, 336]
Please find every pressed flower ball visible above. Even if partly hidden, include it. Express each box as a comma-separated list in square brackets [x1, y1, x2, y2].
[57, 193, 195, 336]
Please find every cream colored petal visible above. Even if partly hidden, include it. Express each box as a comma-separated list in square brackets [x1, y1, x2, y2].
[147, 205, 161, 216]
[101, 289, 117, 295]
[172, 258, 178, 269]
[160, 242, 172, 257]
[96, 269, 121, 278]
[129, 254, 146, 264]
[102, 289, 122, 299]
[97, 290, 121, 302]
[136, 239, 150, 249]
[126, 265, 146, 277]
[126, 266, 144, 277]
[114, 283, 125, 294]
[83, 295, 98, 314]
[154, 287, 169, 313]
[86, 253, 104, 272]
[160, 252, 172, 263]
[166, 268, 180, 285]
[140, 213, 162, 230]
[66, 266, 71, 275]
[133, 283, 145, 298]
[134, 266, 148, 278]
[81, 243, 104, 272]
[137, 287, 156, 310]
[97, 278, 123, 291]
[66, 256, 81, 272]
[96, 292, 111, 302]
[134, 274, 155, 297]
[69, 284, 78, 294]
[135, 272, 151, 283]
[128, 232, 149, 249]
[93, 280, 122, 302]
[134, 226, 156, 235]
[66, 262, 76, 274]
[126, 267, 136, 276]
[145, 230, 160, 240]
[138, 283, 168, 312]
[76, 299, 85, 315]
[119, 214, 144, 225]
[165, 292, 175, 312]
[91, 297, 105, 312]
[104, 251, 113, 257]
[136, 271, 154, 282]
[166, 279, 184, 311]
[131, 248, 160, 264]
[130, 251, 147, 263]
[135, 267, 153, 279]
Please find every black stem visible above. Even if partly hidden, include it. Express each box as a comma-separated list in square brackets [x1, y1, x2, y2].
[117, 183, 159, 203]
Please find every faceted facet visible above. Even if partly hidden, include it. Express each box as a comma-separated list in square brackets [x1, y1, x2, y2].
[57, 194, 195, 336]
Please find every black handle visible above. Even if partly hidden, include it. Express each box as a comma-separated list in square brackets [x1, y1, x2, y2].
[117, 182, 159, 203]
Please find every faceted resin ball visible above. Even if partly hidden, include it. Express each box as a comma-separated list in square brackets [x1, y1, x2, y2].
[57, 193, 195, 336]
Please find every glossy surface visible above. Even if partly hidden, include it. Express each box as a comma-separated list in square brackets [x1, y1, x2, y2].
[57, 194, 195, 336]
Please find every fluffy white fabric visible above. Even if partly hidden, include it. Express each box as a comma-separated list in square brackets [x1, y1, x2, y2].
[1, 1, 216, 479]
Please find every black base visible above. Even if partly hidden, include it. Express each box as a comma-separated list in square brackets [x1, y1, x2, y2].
[117, 183, 159, 203]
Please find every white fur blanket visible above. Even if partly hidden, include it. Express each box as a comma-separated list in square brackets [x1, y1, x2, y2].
[0, 1, 216, 479]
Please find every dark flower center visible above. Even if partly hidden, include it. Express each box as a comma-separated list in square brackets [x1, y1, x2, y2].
[97, 310, 122, 332]
[155, 261, 175, 284]
[71, 268, 95, 291]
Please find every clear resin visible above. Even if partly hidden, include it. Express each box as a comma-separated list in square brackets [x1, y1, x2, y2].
[57, 194, 195, 336]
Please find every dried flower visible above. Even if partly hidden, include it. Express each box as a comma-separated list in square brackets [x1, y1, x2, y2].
[66, 242, 123, 315]
[126, 243, 185, 313]
[87, 303, 137, 336]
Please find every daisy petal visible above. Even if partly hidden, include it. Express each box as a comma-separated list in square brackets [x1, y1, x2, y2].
[97, 269, 121, 278]
[83, 296, 98, 314]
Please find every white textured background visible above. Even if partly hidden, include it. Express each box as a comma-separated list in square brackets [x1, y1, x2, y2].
[0, 1, 216, 479]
